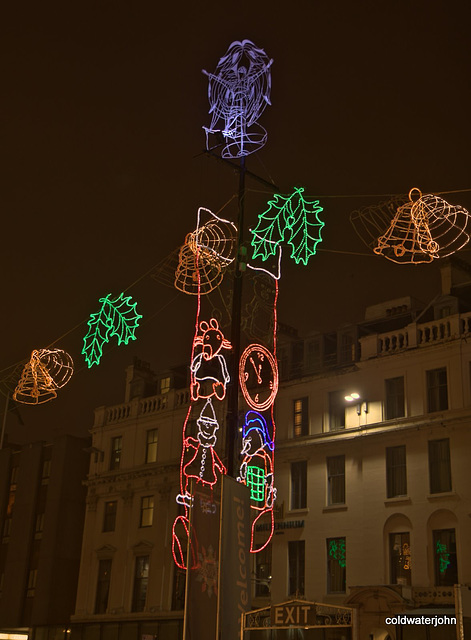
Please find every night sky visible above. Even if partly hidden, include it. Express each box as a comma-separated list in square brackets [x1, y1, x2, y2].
[2, 1, 471, 443]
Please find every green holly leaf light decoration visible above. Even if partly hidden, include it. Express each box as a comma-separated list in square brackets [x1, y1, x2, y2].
[82, 293, 142, 368]
[250, 187, 324, 266]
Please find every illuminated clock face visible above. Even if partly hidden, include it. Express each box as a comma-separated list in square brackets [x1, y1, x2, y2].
[239, 344, 278, 411]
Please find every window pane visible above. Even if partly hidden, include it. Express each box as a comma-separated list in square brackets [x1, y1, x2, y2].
[110, 436, 122, 470]
[389, 532, 411, 585]
[433, 529, 458, 586]
[327, 455, 345, 505]
[329, 391, 345, 431]
[291, 461, 307, 509]
[427, 368, 448, 412]
[293, 398, 309, 437]
[386, 446, 407, 498]
[428, 439, 452, 494]
[288, 540, 305, 595]
[327, 537, 346, 593]
[95, 559, 112, 614]
[385, 377, 405, 420]
[146, 429, 158, 464]
[132, 555, 150, 612]
[255, 544, 272, 597]
[103, 501, 117, 532]
[140, 496, 154, 527]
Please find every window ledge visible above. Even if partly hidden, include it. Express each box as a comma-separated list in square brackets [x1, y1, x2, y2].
[384, 496, 411, 506]
[427, 491, 457, 501]
[322, 505, 347, 513]
[288, 508, 309, 516]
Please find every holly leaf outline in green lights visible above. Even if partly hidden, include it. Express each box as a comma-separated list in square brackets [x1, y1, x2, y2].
[250, 187, 324, 266]
[82, 293, 142, 368]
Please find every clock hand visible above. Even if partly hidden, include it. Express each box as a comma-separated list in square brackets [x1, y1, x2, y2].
[249, 356, 263, 384]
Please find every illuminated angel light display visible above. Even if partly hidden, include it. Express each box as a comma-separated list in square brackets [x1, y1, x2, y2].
[250, 188, 324, 266]
[203, 39, 273, 158]
[175, 208, 237, 296]
[352, 188, 471, 264]
[14, 348, 74, 405]
[238, 410, 277, 552]
[190, 319, 232, 401]
[82, 293, 142, 367]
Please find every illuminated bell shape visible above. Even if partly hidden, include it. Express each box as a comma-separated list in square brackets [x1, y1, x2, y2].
[374, 201, 434, 264]
[350, 195, 408, 250]
[13, 351, 57, 405]
[37, 348, 74, 388]
[411, 193, 470, 258]
[188, 218, 237, 268]
[174, 240, 223, 295]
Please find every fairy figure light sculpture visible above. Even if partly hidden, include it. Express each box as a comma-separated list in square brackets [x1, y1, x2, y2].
[203, 39, 273, 158]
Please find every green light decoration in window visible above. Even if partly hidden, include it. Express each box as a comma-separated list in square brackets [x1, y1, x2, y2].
[436, 541, 451, 574]
[82, 293, 142, 368]
[250, 187, 324, 266]
[247, 465, 265, 502]
[329, 538, 346, 568]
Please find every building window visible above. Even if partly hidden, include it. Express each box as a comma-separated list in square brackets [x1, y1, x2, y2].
[389, 532, 411, 585]
[426, 368, 448, 412]
[146, 429, 158, 464]
[293, 398, 308, 437]
[433, 529, 457, 586]
[428, 438, 452, 494]
[386, 445, 407, 498]
[288, 540, 305, 596]
[290, 461, 307, 510]
[385, 377, 405, 420]
[329, 391, 345, 431]
[140, 496, 154, 527]
[327, 537, 346, 593]
[255, 544, 271, 597]
[132, 555, 150, 612]
[160, 377, 170, 394]
[110, 436, 122, 470]
[103, 501, 117, 532]
[327, 456, 345, 505]
[95, 559, 112, 614]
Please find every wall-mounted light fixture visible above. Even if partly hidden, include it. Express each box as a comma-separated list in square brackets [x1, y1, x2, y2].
[345, 392, 368, 415]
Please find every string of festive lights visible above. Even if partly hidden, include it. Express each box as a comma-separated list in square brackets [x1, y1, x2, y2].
[203, 39, 273, 159]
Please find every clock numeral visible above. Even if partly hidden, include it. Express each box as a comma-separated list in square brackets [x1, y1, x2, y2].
[244, 371, 249, 381]
[254, 393, 259, 403]
[269, 380, 273, 389]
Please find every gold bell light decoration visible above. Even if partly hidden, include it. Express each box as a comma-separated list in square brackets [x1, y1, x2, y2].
[174, 207, 237, 295]
[374, 188, 470, 264]
[13, 348, 74, 405]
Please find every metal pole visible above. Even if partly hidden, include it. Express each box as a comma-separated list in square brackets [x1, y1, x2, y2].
[0, 391, 9, 450]
[226, 155, 246, 477]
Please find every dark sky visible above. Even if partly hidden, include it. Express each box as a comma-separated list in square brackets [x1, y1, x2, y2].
[2, 1, 471, 443]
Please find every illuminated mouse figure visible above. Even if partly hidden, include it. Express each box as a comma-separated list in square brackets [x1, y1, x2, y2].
[190, 318, 232, 401]
[238, 410, 276, 551]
